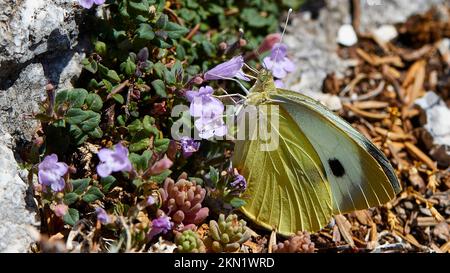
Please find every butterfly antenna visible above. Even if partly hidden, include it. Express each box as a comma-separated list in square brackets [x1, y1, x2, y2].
[274, 8, 293, 62]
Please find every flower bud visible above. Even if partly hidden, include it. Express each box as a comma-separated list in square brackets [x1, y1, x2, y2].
[54, 204, 68, 218]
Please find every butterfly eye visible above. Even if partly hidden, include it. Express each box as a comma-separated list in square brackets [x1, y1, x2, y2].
[328, 158, 346, 177]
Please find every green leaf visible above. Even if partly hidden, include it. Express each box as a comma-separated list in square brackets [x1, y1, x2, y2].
[87, 127, 103, 138]
[129, 150, 152, 172]
[129, 138, 151, 152]
[85, 93, 103, 112]
[209, 166, 219, 185]
[137, 23, 155, 40]
[163, 66, 176, 85]
[132, 178, 144, 188]
[69, 89, 88, 108]
[118, 1, 129, 17]
[82, 187, 105, 203]
[129, 0, 149, 12]
[154, 138, 170, 154]
[63, 208, 79, 226]
[127, 119, 143, 135]
[82, 59, 98, 74]
[229, 197, 246, 208]
[94, 41, 107, 55]
[113, 29, 127, 40]
[80, 112, 101, 132]
[112, 93, 125, 104]
[64, 192, 79, 205]
[152, 62, 166, 78]
[71, 178, 90, 194]
[120, 57, 137, 76]
[175, 44, 186, 60]
[241, 8, 272, 28]
[142, 115, 155, 134]
[101, 176, 117, 192]
[65, 108, 89, 124]
[164, 22, 189, 39]
[69, 125, 88, 145]
[99, 64, 121, 83]
[189, 177, 203, 186]
[179, 8, 196, 21]
[202, 40, 215, 57]
[106, 70, 121, 83]
[208, 3, 224, 14]
[156, 13, 168, 29]
[151, 170, 172, 184]
[151, 79, 166, 97]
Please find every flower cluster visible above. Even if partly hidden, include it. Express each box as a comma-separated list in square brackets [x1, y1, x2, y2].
[96, 143, 132, 178]
[263, 43, 296, 88]
[186, 86, 226, 139]
[96, 207, 110, 224]
[185, 55, 253, 140]
[38, 154, 68, 192]
[148, 213, 173, 240]
[228, 174, 247, 196]
[179, 137, 200, 158]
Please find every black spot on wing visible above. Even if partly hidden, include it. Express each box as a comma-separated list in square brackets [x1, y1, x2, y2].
[328, 158, 345, 177]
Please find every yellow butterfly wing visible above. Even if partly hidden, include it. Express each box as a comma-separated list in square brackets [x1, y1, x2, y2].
[232, 102, 333, 236]
[270, 89, 401, 215]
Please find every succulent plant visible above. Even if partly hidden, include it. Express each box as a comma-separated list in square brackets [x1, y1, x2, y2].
[205, 214, 251, 253]
[159, 173, 209, 229]
[175, 230, 206, 253]
[272, 231, 315, 253]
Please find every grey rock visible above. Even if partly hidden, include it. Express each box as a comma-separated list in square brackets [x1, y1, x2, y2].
[0, 129, 38, 253]
[0, 0, 85, 140]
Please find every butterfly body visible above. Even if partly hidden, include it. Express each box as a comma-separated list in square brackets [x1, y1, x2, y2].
[232, 70, 401, 236]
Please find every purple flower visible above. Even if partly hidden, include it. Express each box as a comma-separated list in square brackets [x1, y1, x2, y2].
[229, 174, 247, 194]
[179, 137, 200, 158]
[195, 116, 227, 139]
[186, 86, 224, 118]
[95, 207, 110, 224]
[148, 215, 173, 240]
[263, 43, 295, 79]
[54, 204, 68, 218]
[78, 0, 105, 9]
[185, 86, 227, 139]
[148, 155, 173, 175]
[147, 196, 156, 206]
[96, 143, 132, 178]
[38, 154, 68, 192]
[204, 56, 250, 81]
[274, 79, 284, 88]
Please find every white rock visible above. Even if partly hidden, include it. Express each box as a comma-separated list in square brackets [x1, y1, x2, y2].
[337, 24, 358, 47]
[415, 92, 450, 147]
[373, 25, 398, 43]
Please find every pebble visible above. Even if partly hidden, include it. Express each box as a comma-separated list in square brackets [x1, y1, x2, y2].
[337, 24, 358, 47]
[372, 25, 398, 43]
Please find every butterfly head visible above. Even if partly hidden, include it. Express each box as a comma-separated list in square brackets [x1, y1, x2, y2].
[249, 69, 276, 94]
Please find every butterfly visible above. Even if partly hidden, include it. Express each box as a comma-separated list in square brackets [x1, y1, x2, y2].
[232, 70, 402, 236]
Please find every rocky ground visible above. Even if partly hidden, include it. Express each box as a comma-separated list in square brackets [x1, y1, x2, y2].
[0, 0, 448, 252]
